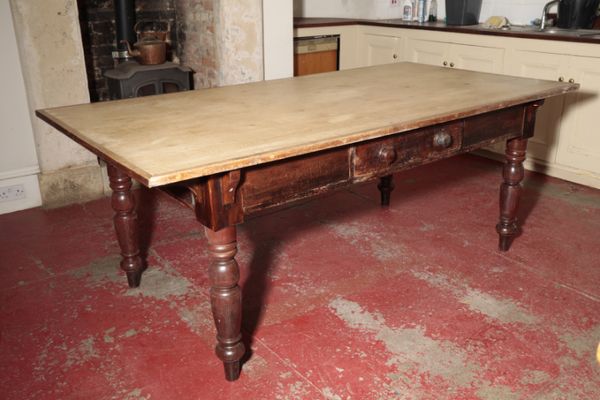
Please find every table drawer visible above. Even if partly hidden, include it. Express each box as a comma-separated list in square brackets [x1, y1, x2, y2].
[462, 106, 524, 149]
[353, 121, 463, 178]
[241, 148, 350, 212]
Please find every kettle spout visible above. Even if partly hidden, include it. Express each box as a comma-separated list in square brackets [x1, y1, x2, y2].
[121, 40, 140, 57]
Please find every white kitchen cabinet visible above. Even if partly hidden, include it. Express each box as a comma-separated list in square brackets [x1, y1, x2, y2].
[357, 27, 404, 67]
[405, 38, 504, 73]
[505, 50, 567, 163]
[404, 38, 447, 67]
[506, 50, 600, 175]
[557, 56, 600, 174]
[451, 43, 505, 74]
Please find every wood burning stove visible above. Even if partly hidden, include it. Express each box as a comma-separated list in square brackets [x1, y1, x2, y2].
[105, 61, 192, 99]
[104, 0, 192, 100]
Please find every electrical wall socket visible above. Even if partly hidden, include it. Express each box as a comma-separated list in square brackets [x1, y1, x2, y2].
[0, 184, 26, 202]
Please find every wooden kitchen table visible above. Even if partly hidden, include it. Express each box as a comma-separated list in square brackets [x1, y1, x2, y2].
[37, 63, 577, 381]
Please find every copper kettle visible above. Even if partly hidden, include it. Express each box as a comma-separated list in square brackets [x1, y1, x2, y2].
[122, 38, 166, 65]
[135, 20, 171, 43]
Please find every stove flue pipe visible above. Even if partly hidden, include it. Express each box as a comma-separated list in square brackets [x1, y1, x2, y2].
[113, 0, 136, 61]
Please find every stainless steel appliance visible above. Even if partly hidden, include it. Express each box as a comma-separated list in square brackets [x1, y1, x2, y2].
[557, 0, 600, 29]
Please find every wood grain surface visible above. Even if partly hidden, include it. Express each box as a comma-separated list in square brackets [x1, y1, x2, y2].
[36, 63, 578, 187]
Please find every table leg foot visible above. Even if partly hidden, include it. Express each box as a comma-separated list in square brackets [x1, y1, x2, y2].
[205, 226, 245, 381]
[126, 270, 142, 288]
[224, 361, 241, 381]
[496, 137, 528, 252]
[378, 175, 394, 207]
[498, 235, 512, 252]
[108, 164, 144, 288]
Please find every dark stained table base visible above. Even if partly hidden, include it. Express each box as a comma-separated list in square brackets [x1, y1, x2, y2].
[204, 226, 245, 381]
[107, 164, 144, 288]
[378, 175, 394, 207]
[105, 101, 542, 381]
[497, 137, 528, 251]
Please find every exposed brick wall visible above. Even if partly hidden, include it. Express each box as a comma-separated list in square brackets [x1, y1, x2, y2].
[77, 0, 178, 102]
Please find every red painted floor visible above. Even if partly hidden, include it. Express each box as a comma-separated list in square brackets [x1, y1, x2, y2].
[1, 154, 599, 399]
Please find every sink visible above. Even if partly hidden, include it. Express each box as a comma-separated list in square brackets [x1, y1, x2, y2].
[479, 24, 600, 37]
[537, 27, 573, 34]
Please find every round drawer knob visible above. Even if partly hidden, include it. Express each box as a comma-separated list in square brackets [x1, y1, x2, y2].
[433, 131, 453, 149]
[393, 54, 398, 59]
[449, 62, 455, 68]
[443, 61, 448, 66]
[558, 76, 564, 82]
[568, 78, 575, 83]
[378, 146, 397, 165]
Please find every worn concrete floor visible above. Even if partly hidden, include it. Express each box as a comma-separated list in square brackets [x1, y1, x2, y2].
[1, 154, 599, 399]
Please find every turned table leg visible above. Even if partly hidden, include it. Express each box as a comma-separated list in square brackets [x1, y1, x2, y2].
[107, 164, 143, 288]
[378, 174, 394, 207]
[205, 226, 245, 381]
[496, 137, 528, 252]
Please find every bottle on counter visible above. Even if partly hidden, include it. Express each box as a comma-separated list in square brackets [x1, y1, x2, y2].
[428, 0, 438, 22]
[417, 0, 426, 23]
[402, 0, 413, 21]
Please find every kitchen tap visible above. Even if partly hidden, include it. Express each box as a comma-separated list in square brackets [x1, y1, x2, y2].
[540, 0, 559, 30]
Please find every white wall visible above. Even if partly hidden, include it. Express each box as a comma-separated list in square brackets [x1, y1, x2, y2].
[295, 0, 553, 26]
[264, 0, 294, 80]
[0, 1, 41, 214]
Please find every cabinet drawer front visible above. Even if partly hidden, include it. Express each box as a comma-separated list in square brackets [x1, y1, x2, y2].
[353, 122, 463, 177]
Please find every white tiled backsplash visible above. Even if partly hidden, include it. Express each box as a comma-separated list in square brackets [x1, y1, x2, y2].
[294, 0, 557, 25]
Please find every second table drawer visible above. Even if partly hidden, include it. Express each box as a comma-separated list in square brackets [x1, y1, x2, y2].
[353, 121, 463, 177]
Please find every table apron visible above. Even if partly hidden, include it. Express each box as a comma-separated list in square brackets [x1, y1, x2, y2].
[240, 104, 526, 215]
[161, 103, 531, 230]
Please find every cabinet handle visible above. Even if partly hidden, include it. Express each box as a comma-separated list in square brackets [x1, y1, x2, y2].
[443, 61, 448, 66]
[558, 77, 564, 82]
[393, 54, 398, 59]
[449, 62, 455, 68]
[433, 131, 453, 149]
[568, 78, 575, 83]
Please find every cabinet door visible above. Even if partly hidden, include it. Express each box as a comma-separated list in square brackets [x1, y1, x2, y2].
[505, 50, 568, 162]
[557, 56, 600, 174]
[359, 33, 401, 67]
[450, 44, 504, 74]
[405, 38, 447, 67]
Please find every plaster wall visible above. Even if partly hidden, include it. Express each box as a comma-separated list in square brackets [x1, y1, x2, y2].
[295, 0, 554, 25]
[10, 0, 104, 207]
[0, 1, 42, 214]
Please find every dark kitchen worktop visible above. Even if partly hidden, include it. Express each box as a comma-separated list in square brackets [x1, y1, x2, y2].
[294, 17, 600, 44]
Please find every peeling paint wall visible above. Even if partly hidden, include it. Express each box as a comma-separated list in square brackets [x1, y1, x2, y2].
[9, 0, 104, 207]
[176, 0, 263, 89]
[175, 0, 218, 88]
[215, 0, 263, 86]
